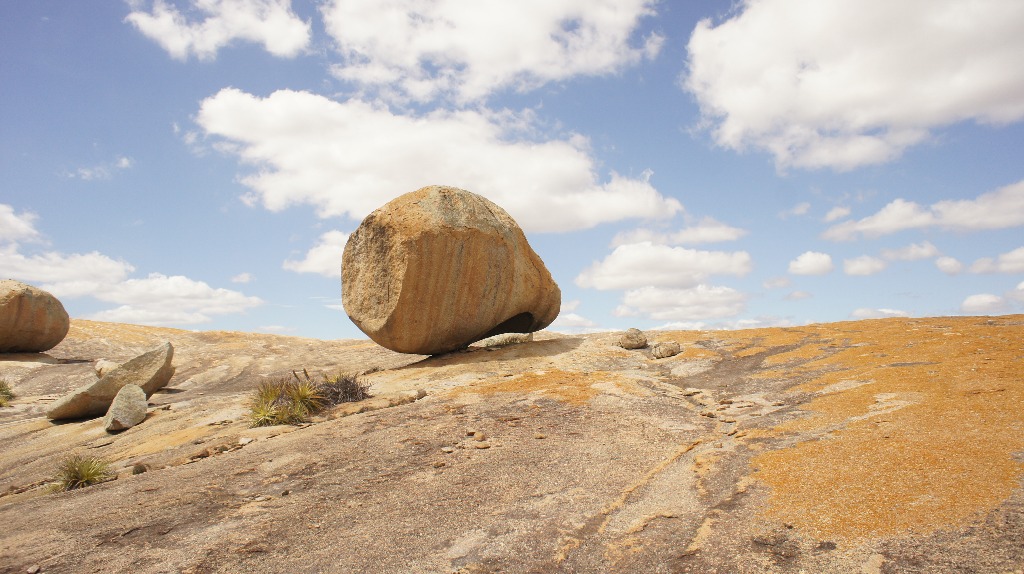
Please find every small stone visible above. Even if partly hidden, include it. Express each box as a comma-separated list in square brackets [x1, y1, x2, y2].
[473, 442, 491, 449]
[618, 328, 648, 350]
[441, 446, 455, 454]
[700, 410, 717, 419]
[651, 341, 681, 359]
[682, 388, 703, 397]
[238, 437, 255, 446]
[432, 461, 446, 468]
[534, 433, 546, 439]
[282, 489, 291, 496]
[26, 565, 41, 574]
[132, 463, 150, 475]
[473, 432, 487, 442]
[466, 429, 479, 437]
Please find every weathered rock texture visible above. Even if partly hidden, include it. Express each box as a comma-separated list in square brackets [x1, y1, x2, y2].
[46, 342, 174, 420]
[1, 316, 1023, 573]
[618, 328, 648, 350]
[102, 384, 147, 432]
[651, 341, 681, 359]
[342, 185, 560, 355]
[0, 280, 70, 353]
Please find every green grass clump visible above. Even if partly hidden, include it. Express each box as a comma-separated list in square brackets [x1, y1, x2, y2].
[54, 454, 112, 491]
[0, 378, 13, 407]
[247, 369, 369, 428]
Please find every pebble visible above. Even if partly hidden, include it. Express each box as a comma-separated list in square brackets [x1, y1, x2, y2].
[534, 433, 546, 439]
[26, 566, 41, 574]
[682, 388, 703, 396]
[473, 432, 487, 442]
[441, 446, 455, 454]
[238, 437, 255, 445]
[473, 442, 491, 449]
[432, 461, 446, 468]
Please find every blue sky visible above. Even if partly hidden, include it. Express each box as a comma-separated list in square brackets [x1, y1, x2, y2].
[2, 0, 1023, 340]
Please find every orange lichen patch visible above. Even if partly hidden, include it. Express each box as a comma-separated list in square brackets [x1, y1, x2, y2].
[752, 316, 1024, 542]
[449, 369, 634, 405]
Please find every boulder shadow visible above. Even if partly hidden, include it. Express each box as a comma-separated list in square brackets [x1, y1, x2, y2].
[397, 337, 584, 370]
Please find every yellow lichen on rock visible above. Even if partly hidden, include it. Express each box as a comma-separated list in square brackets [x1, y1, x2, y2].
[752, 316, 1024, 542]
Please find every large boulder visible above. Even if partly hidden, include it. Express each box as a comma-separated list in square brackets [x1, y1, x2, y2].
[0, 280, 70, 353]
[103, 384, 148, 432]
[46, 342, 174, 420]
[342, 185, 561, 355]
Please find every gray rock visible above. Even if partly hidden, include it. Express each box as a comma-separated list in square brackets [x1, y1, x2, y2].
[103, 384, 148, 432]
[617, 328, 648, 350]
[46, 342, 174, 420]
[651, 341, 681, 359]
[0, 280, 70, 353]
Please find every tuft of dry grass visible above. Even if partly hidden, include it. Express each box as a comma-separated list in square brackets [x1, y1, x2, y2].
[0, 378, 14, 407]
[53, 454, 112, 491]
[247, 369, 371, 427]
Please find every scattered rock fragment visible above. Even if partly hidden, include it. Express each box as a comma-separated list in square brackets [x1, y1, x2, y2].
[103, 384, 148, 432]
[46, 342, 175, 420]
[0, 279, 70, 353]
[94, 359, 119, 378]
[651, 341, 681, 359]
[342, 185, 561, 355]
[617, 328, 648, 350]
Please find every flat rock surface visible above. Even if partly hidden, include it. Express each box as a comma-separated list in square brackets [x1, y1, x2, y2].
[0, 316, 1022, 573]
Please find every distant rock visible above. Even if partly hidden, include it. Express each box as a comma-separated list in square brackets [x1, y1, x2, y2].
[94, 359, 119, 378]
[651, 341, 681, 359]
[618, 328, 648, 350]
[46, 342, 174, 420]
[0, 280, 70, 353]
[342, 185, 561, 355]
[103, 384, 148, 432]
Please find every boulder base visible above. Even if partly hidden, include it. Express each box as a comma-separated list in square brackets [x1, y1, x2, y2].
[342, 186, 560, 355]
[0, 280, 70, 353]
[618, 328, 648, 350]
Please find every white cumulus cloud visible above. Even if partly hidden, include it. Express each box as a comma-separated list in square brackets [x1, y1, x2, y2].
[960, 293, 1009, 315]
[843, 255, 886, 276]
[575, 241, 752, 290]
[850, 308, 909, 320]
[87, 273, 263, 325]
[615, 285, 747, 321]
[0, 204, 40, 243]
[283, 230, 350, 278]
[788, 251, 833, 275]
[824, 180, 1024, 240]
[824, 206, 851, 223]
[969, 246, 1024, 274]
[321, 0, 662, 103]
[126, 0, 311, 60]
[684, 0, 1024, 170]
[881, 241, 940, 261]
[611, 217, 747, 247]
[935, 256, 964, 275]
[196, 88, 682, 233]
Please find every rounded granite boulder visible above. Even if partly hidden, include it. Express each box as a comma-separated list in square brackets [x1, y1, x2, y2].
[0, 279, 70, 353]
[342, 185, 561, 355]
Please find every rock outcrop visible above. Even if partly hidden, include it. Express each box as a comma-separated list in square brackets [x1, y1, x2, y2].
[342, 185, 561, 355]
[46, 342, 174, 420]
[0, 280, 70, 353]
[102, 384, 148, 432]
[618, 328, 648, 350]
[651, 341, 681, 359]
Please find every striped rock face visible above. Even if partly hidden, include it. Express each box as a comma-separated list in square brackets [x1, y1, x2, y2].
[0, 280, 70, 353]
[342, 186, 560, 355]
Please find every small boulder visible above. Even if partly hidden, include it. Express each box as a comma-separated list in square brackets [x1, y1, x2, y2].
[47, 342, 174, 420]
[618, 328, 648, 350]
[103, 384, 148, 432]
[342, 185, 560, 355]
[651, 341, 681, 359]
[0, 280, 70, 353]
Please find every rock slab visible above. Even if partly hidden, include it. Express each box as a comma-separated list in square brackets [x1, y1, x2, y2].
[103, 384, 148, 432]
[0, 280, 70, 353]
[651, 341, 681, 359]
[342, 185, 561, 355]
[46, 342, 175, 420]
